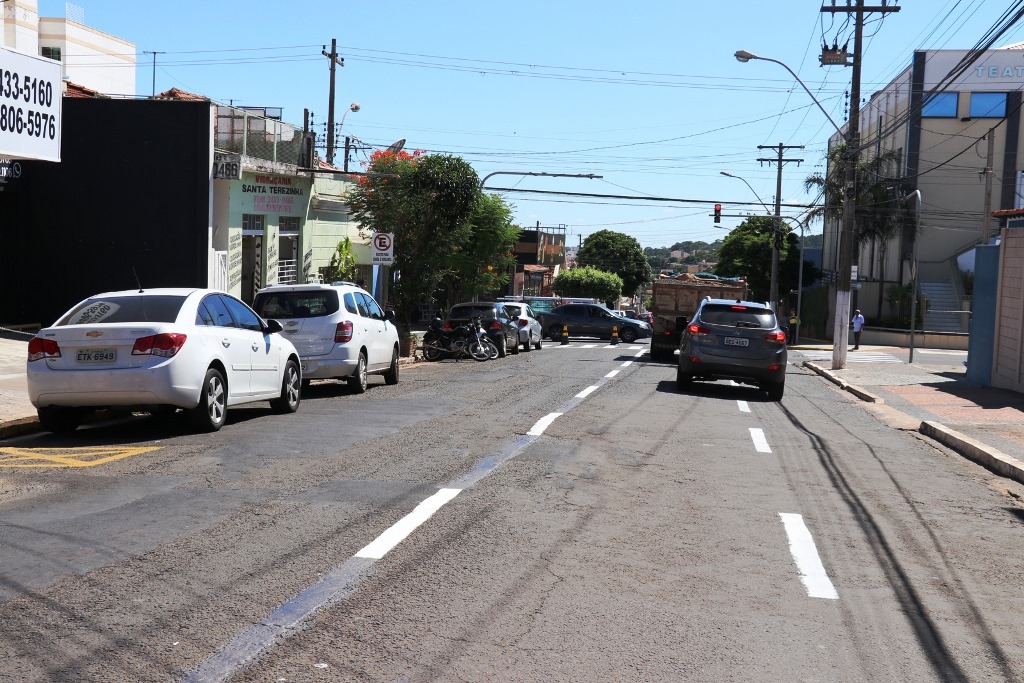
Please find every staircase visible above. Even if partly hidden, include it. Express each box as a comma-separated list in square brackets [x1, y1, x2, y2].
[919, 280, 967, 333]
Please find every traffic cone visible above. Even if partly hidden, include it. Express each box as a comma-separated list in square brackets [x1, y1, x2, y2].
[560, 325, 569, 345]
[610, 325, 620, 345]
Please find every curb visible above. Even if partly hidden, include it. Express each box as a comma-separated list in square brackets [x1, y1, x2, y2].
[804, 361, 1024, 484]
[0, 416, 39, 439]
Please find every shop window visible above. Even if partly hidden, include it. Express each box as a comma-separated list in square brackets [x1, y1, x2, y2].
[922, 92, 958, 118]
[969, 92, 1006, 118]
[41, 47, 61, 62]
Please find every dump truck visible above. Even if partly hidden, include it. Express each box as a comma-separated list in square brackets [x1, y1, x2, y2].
[648, 273, 748, 362]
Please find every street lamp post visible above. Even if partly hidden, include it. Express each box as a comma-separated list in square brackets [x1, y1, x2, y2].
[720, 171, 778, 307]
[735, 48, 854, 370]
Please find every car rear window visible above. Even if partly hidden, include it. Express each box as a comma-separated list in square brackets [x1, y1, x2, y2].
[253, 290, 340, 318]
[56, 295, 188, 325]
[504, 304, 523, 316]
[449, 305, 496, 319]
[699, 304, 775, 328]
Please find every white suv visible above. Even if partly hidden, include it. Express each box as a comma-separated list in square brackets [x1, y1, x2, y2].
[253, 282, 400, 392]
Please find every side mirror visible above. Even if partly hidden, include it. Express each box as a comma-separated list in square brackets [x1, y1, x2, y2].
[264, 318, 283, 334]
[385, 310, 396, 323]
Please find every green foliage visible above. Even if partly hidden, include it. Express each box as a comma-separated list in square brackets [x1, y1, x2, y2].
[321, 237, 359, 283]
[440, 192, 521, 308]
[714, 216, 814, 302]
[552, 266, 623, 303]
[346, 150, 480, 332]
[577, 230, 652, 296]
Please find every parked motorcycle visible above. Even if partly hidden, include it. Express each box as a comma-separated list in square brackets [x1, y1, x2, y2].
[423, 317, 493, 362]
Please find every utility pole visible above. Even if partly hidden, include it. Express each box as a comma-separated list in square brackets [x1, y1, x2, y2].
[321, 39, 345, 165]
[982, 127, 995, 245]
[758, 143, 803, 310]
[143, 51, 165, 97]
[821, 0, 900, 370]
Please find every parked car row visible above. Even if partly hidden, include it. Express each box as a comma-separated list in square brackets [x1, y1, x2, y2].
[535, 303, 652, 343]
[426, 301, 543, 361]
[26, 281, 400, 434]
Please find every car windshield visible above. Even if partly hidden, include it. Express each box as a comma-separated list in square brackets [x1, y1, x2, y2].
[56, 295, 187, 325]
[253, 290, 340, 318]
[699, 304, 775, 329]
[504, 304, 523, 316]
[449, 305, 495, 319]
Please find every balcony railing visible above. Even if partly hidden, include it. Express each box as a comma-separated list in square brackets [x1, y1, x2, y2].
[213, 105, 305, 166]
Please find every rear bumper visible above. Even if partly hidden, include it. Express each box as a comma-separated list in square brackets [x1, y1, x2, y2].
[678, 354, 786, 385]
[28, 361, 203, 409]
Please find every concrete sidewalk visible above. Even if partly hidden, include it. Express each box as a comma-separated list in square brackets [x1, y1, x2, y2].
[796, 344, 1024, 486]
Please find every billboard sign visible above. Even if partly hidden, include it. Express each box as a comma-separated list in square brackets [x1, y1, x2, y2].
[0, 46, 62, 162]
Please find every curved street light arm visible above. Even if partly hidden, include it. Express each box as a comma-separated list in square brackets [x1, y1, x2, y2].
[734, 50, 844, 137]
[480, 171, 603, 189]
[720, 171, 773, 214]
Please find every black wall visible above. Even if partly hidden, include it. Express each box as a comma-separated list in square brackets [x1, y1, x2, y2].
[0, 98, 211, 326]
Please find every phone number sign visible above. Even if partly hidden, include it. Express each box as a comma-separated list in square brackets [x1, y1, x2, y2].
[0, 46, 62, 162]
[372, 232, 394, 264]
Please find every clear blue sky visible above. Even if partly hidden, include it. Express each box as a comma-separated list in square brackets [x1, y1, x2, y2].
[40, 1, 1024, 249]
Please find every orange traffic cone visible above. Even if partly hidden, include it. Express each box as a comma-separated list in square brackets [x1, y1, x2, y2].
[560, 325, 570, 345]
[610, 325, 620, 345]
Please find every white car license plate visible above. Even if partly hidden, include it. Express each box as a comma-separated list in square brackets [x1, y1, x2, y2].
[77, 348, 117, 363]
[724, 337, 749, 347]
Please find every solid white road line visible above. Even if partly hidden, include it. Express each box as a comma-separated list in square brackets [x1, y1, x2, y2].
[737, 400, 751, 413]
[575, 386, 599, 399]
[779, 513, 839, 600]
[527, 412, 563, 436]
[749, 428, 771, 453]
[355, 488, 462, 560]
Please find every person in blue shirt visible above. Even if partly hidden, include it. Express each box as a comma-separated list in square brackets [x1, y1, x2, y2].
[851, 309, 865, 350]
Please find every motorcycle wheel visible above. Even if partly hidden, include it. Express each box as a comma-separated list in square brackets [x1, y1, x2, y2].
[423, 344, 443, 362]
[486, 339, 499, 359]
[469, 341, 491, 362]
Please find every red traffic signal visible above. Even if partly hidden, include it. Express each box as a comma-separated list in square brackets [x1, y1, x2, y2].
[714, 204, 722, 223]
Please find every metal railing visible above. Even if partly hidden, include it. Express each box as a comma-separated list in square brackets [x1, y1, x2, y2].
[278, 259, 298, 285]
[213, 105, 304, 165]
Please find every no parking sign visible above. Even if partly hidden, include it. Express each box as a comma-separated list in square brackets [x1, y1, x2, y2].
[372, 232, 394, 264]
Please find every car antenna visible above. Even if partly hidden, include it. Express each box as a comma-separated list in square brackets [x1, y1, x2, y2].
[132, 267, 144, 293]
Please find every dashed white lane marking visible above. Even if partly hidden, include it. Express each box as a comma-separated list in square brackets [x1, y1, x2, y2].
[527, 412, 563, 436]
[737, 401, 751, 413]
[635, 350, 646, 358]
[749, 428, 771, 453]
[356, 488, 462, 559]
[779, 513, 839, 600]
[575, 386, 599, 399]
[621, 360, 633, 367]
[605, 369, 620, 378]
[581, 344, 597, 348]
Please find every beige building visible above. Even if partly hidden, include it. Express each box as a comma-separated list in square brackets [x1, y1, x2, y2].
[822, 44, 1024, 333]
[2, 0, 135, 96]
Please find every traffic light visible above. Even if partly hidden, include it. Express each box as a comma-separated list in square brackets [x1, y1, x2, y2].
[714, 204, 722, 223]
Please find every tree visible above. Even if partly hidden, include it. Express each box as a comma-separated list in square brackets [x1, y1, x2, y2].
[804, 146, 915, 318]
[552, 266, 623, 305]
[714, 216, 810, 303]
[440, 192, 521, 309]
[346, 150, 479, 334]
[576, 230, 652, 297]
[321, 236, 359, 283]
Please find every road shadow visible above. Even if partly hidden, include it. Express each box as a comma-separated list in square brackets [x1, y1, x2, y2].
[654, 378, 771, 402]
[919, 380, 1024, 413]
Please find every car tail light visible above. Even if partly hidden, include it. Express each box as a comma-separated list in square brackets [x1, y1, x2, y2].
[28, 337, 61, 362]
[489, 321, 503, 330]
[688, 356, 703, 364]
[687, 323, 711, 336]
[517, 319, 528, 327]
[767, 364, 782, 371]
[764, 331, 787, 344]
[132, 333, 187, 357]
[441, 321, 453, 331]
[335, 321, 353, 343]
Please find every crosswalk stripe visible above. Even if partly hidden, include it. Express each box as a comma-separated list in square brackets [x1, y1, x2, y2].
[797, 350, 902, 364]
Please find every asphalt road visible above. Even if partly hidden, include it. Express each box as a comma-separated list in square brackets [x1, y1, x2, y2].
[1, 340, 1023, 682]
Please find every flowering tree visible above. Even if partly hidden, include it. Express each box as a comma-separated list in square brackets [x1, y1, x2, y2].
[346, 150, 480, 334]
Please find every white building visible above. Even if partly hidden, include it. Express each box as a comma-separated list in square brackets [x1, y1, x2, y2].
[2, 0, 135, 96]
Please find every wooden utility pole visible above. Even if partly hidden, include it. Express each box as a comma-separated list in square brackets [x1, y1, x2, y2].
[758, 143, 804, 310]
[821, 0, 900, 369]
[321, 39, 345, 165]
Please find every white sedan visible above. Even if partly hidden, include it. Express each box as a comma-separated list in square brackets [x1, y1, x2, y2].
[27, 288, 301, 433]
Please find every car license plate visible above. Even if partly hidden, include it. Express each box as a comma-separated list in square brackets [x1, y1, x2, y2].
[76, 348, 117, 363]
[724, 337, 749, 347]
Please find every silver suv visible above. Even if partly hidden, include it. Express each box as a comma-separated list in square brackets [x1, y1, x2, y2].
[676, 298, 787, 401]
[253, 282, 400, 392]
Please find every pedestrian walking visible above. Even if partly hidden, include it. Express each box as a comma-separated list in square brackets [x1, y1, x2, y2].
[852, 309, 865, 350]
[787, 309, 800, 345]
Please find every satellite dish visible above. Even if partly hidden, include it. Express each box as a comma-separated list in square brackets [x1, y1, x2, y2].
[385, 138, 406, 155]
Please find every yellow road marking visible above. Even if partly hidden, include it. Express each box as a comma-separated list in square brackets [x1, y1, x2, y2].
[0, 446, 160, 468]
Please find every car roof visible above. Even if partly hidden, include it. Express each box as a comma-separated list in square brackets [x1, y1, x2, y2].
[702, 297, 773, 310]
[84, 287, 208, 298]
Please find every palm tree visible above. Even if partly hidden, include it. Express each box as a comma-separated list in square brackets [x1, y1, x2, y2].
[804, 144, 915, 319]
